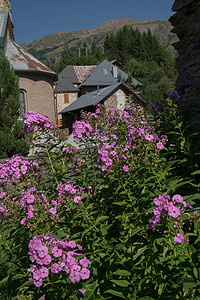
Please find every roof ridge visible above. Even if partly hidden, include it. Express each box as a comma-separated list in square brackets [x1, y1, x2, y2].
[11, 38, 37, 71]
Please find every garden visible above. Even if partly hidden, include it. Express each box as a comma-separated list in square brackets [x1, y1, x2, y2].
[0, 94, 199, 299]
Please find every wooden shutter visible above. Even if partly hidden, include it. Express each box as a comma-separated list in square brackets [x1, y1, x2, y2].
[64, 93, 69, 103]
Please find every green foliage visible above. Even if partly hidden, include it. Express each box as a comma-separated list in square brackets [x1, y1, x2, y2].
[0, 51, 29, 158]
[104, 26, 170, 66]
[124, 58, 177, 106]
[0, 100, 199, 299]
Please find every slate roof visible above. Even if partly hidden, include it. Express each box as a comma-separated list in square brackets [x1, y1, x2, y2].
[0, 11, 8, 46]
[58, 65, 79, 84]
[56, 65, 96, 92]
[56, 66, 79, 92]
[79, 59, 142, 87]
[4, 37, 57, 78]
[60, 81, 145, 114]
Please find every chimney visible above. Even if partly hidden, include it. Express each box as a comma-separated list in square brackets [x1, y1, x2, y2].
[112, 66, 118, 78]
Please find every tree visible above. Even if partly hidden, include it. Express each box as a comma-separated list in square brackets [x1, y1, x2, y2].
[0, 51, 29, 158]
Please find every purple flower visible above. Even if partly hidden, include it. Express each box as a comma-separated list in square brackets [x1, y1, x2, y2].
[52, 246, 62, 258]
[80, 268, 90, 280]
[69, 270, 80, 282]
[168, 205, 181, 218]
[74, 196, 81, 203]
[37, 246, 49, 258]
[49, 207, 57, 215]
[156, 142, 164, 150]
[172, 194, 184, 203]
[123, 165, 129, 172]
[51, 263, 62, 274]
[80, 257, 91, 268]
[174, 233, 184, 243]
[40, 267, 49, 278]
[78, 290, 86, 296]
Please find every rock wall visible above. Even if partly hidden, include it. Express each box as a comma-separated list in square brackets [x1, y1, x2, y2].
[169, 0, 200, 131]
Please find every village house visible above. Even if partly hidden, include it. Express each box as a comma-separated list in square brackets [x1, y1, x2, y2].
[57, 59, 145, 133]
[0, 0, 57, 122]
[55, 65, 96, 125]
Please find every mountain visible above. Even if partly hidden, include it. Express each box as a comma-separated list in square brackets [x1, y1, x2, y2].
[21, 18, 178, 67]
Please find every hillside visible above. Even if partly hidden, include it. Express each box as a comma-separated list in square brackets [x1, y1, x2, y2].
[22, 18, 178, 66]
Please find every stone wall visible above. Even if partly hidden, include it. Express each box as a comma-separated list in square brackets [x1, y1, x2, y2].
[18, 72, 56, 123]
[169, 0, 200, 131]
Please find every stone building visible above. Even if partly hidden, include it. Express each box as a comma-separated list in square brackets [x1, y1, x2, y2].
[169, 0, 200, 131]
[0, 0, 57, 122]
[57, 59, 144, 132]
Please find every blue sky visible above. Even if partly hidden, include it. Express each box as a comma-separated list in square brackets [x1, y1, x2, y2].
[11, 0, 175, 44]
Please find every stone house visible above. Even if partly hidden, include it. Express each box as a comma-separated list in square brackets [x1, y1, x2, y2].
[0, 0, 57, 122]
[55, 65, 96, 125]
[57, 59, 144, 132]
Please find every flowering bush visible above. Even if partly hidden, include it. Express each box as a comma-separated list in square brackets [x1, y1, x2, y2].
[28, 234, 90, 288]
[0, 106, 199, 299]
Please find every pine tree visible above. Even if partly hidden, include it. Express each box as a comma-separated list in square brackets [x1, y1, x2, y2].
[0, 50, 29, 158]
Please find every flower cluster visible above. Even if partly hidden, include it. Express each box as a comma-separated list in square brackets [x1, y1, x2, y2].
[168, 90, 180, 103]
[0, 155, 39, 184]
[77, 106, 167, 173]
[28, 234, 91, 287]
[23, 111, 56, 134]
[72, 121, 94, 140]
[149, 193, 194, 243]
[57, 181, 84, 204]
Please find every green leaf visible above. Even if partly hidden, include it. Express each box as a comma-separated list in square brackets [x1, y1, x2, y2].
[138, 297, 155, 300]
[113, 269, 131, 277]
[0, 276, 9, 286]
[193, 267, 199, 280]
[95, 216, 109, 225]
[12, 274, 26, 281]
[191, 170, 200, 176]
[183, 278, 198, 288]
[84, 280, 98, 300]
[104, 289, 126, 299]
[111, 279, 130, 287]
[133, 246, 147, 261]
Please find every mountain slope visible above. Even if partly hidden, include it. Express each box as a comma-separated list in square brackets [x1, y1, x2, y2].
[22, 18, 178, 66]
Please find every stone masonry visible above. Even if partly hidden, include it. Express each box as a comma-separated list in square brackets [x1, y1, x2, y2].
[169, 0, 200, 131]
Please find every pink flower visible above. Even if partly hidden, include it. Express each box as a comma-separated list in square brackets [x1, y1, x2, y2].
[38, 246, 49, 258]
[80, 257, 91, 268]
[123, 165, 129, 172]
[49, 207, 57, 215]
[34, 278, 43, 287]
[69, 270, 80, 282]
[43, 255, 51, 265]
[74, 196, 81, 203]
[78, 290, 86, 296]
[168, 205, 181, 218]
[40, 267, 49, 278]
[145, 133, 154, 141]
[174, 233, 185, 243]
[80, 268, 90, 280]
[156, 142, 164, 150]
[20, 218, 26, 225]
[172, 194, 183, 203]
[33, 269, 41, 281]
[52, 246, 62, 258]
[67, 241, 76, 248]
[51, 263, 62, 274]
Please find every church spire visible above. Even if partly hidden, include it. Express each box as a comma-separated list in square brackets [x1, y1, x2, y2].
[0, 0, 12, 22]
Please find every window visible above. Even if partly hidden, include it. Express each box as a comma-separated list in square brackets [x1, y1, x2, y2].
[64, 93, 69, 103]
[19, 90, 26, 118]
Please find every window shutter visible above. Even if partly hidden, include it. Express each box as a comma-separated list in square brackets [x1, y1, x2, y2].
[64, 94, 69, 103]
